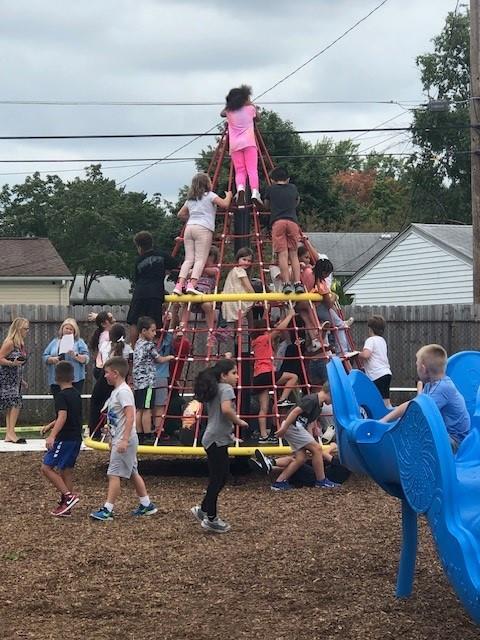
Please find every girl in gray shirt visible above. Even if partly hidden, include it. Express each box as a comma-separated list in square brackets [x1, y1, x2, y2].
[190, 359, 247, 534]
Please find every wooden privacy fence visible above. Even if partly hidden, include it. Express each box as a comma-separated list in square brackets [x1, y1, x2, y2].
[0, 303, 478, 424]
[346, 304, 480, 396]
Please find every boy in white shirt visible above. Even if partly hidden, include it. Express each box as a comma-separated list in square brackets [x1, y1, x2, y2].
[90, 356, 157, 521]
[358, 315, 392, 408]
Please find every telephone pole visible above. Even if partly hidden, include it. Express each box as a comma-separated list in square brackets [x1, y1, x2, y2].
[471, 0, 480, 302]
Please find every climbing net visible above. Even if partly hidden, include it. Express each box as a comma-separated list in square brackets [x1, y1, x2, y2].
[87, 125, 357, 455]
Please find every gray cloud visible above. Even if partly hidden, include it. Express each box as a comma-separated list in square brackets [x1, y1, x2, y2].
[0, 0, 459, 200]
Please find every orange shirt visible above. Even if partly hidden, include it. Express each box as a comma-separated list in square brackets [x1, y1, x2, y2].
[315, 277, 331, 295]
[252, 333, 274, 377]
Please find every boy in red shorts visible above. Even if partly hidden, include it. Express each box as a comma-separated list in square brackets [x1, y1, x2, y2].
[264, 167, 304, 295]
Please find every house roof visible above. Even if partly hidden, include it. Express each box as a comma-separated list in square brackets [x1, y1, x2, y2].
[0, 237, 72, 278]
[412, 223, 472, 263]
[345, 223, 472, 288]
[307, 231, 397, 275]
[70, 274, 175, 304]
[70, 275, 132, 304]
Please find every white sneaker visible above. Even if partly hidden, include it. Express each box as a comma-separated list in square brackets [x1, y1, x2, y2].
[321, 424, 336, 445]
[344, 317, 355, 328]
[251, 189, 263, 205]
[308, 338, 322, 353]
[201, 516, 231, 533]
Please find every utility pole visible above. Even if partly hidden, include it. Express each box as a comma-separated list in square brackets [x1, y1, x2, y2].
[471, 0, 480, 302]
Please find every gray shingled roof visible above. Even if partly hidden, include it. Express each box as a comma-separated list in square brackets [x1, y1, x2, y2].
[307, 231, 397, 276]
[413, 223, 472, 262]
[0, 237, 72, 278]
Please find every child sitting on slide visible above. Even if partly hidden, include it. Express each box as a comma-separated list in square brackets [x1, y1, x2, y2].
[381, 344, 470, 453]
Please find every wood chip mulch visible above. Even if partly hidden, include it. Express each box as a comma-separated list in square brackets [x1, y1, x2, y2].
[0, 452, 477, 640]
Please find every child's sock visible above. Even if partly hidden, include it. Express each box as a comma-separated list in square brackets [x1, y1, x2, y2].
[139, 495, 150, 507]
[104, 502, 114, 512]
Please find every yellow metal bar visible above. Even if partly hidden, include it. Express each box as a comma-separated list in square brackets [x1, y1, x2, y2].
[165, 291, 323, 304]
[84, 438, 331, 456]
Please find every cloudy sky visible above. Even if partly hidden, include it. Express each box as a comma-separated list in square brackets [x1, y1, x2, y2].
[0, 0, 461, 201]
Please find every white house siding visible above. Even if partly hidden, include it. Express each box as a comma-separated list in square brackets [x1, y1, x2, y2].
[0, 282, 70, 305]
[345, 232, 473, 305]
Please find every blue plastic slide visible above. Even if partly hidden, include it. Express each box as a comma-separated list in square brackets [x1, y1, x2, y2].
[327, 352, 480, 623]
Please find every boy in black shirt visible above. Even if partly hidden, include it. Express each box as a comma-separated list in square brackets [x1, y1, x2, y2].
[127, 231, 178, 344]
[271, 382, 340, 491]
[41, 361, 82, 516]
[264, 167, 304, 295]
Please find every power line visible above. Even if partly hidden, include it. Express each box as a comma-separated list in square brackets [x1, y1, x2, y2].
[0, 98, 429, 107]
[0, 125, 471, 141]
[253, 0, 391, 100]
[0, 151, 473, 165]
[117, 0, 392, 186]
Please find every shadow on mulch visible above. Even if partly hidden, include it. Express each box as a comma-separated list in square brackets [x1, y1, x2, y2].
[0, 452, 477, 640]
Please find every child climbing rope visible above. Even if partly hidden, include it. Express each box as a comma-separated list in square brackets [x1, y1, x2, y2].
[263, 166, 305, 295]
[173, 173, 231, 296]
[251, 308, 299, 443]
[221, 85, 261, 206]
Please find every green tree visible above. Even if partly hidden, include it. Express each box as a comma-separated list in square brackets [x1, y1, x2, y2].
[0, 165, 180, 301]
[410, 8, 471, 223]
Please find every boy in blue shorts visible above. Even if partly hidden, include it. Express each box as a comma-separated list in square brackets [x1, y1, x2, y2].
[41, 361, 82, 516]
[90, 356, 157, 521]
[381, 344, 470, 452]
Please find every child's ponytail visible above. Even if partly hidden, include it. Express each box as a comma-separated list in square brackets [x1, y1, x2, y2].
[109, 323, 127, 357]
[89, 311, 111, 353]
[193, 359, 237, 403]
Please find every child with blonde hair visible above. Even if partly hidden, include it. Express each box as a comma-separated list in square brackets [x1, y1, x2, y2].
[0, 317, 29, 443]
[381, 344, 470, 452]
[173, 173, 231, 296]
[90, 356, 157, 521]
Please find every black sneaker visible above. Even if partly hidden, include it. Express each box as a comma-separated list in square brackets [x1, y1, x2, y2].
[258, 435, 270, 444]
[294, 282, 305, 294]
[254, 449, 274, 474]
[282, 282, 294, 295]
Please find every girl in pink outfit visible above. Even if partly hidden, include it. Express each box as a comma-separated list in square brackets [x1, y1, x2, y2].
[221, 85, 261, 206]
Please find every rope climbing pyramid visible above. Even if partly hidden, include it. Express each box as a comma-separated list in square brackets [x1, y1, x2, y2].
[86, 124, 358, 456]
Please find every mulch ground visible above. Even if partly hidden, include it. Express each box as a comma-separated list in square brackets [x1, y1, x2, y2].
[0, 452, 477, 640]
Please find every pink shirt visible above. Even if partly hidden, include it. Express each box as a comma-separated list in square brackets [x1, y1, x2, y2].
[227, 105, 256, 152]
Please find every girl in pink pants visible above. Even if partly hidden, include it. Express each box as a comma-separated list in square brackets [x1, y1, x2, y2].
[221, 85, 261, 206]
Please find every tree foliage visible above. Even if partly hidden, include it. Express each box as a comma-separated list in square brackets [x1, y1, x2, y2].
[0, 165, 180, 301]
[410, 9, 471, 223]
